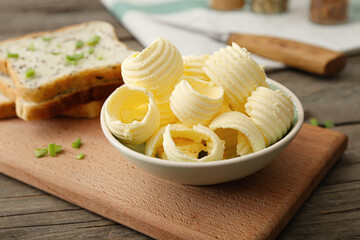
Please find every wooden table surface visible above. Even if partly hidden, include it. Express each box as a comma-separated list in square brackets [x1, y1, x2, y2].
[0, 0, 359, 239]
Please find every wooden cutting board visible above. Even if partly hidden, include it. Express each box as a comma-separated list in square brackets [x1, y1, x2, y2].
[0, 118, 347, 240]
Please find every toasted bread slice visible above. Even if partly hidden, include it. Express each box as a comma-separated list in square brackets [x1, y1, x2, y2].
[0, 21, 133, 103]
[0, 92, 16, 118]
[16, 80, 120, 121]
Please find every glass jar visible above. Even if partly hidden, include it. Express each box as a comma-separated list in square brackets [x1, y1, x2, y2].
[310, 0, 348, 24]
[210, 0, 245, 11]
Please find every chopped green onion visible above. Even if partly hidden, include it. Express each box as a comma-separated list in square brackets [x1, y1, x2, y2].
[7, 53, 19, 58]
[87, 35, 101, 46]
[66, 59, 77, 65]
[76, 40, 84, 48]
[88, 46, 94, 54]
[97, 55, 103, 61]
[48, 143, 56, 157]
[57, 44, 62, 48]
[42, 37, 51, 42]
[51, 52, 61, 55]
[29, 44, 35, 51]
[25, 67, 35, 78]
[324, 120, 335, 128]
[72, 138, 82, 149]
[66, 53, 84, 65]
[66, 53, 84, 61]
[35, 148, 48, 158]
[310, 118, 319, 126]
[55, 145, 62, 154]
[76, 152, 85, 160]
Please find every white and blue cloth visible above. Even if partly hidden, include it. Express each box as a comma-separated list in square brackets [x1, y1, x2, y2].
[101, 0, 360, 70]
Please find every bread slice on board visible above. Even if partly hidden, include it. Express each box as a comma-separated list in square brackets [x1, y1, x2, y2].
[0, 21, 133, 103]
[62, 100, 104, 119]
[0, 72, 107, 120]
[15, 80, 120, 121]
[0, 91, 104, 120]
[0, 92, 16, 118]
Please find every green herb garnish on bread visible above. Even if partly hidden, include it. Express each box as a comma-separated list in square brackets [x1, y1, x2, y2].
[0, 21, 133, 120]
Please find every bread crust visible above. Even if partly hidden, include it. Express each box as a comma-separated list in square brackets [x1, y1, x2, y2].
[0, 99, 105, 120]
[0, 59, 9, 74]
[0, 72, 107, 118]
[0, 21, 132, 103]
[62, 100, 104, 118]
[0, 101, 16, 119]
[8, 65, 123, 103]
[16, 81, 121, 121]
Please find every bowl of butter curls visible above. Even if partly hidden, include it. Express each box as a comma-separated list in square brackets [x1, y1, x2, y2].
[100, 37, 304, 185]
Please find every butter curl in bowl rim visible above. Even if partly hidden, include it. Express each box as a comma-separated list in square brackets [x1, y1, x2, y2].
[209, 111, 266, 158]
[170, 76, 224, 126]
[121, 37, 184, 99]
[105, 85, 160, 145]
[203, 42, 267, 112]
[183, 54, 210, 81]
[245, 86, 294, 146]
[162, 123, 225, 162]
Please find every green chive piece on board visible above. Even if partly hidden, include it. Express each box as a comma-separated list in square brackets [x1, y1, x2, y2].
[76, 152, 85, 160]
[48, 143, 56, 157]
[324, 120, 335, 128]
[35, 148, 48, 158]
[72, 138, 82, 149]
[25, 67, 35, 78]
[97, 55, 103, 61]
[76, 40, 84, 48]
[55, 145, 62, 154]
[310, 118, 319, 126]
[7, 53, 19, 58]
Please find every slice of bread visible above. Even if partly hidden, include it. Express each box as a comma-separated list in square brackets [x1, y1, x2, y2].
[16, 80, 120, 121]
[0, 92, 16, 118]
[0, 72, 107, 119]
[0, 91, 104, 120]
[0, 21, 133, 103]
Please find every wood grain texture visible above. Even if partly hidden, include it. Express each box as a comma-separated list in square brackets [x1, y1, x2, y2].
[228, 33, 346, 75]
[0, 118, 347, 240]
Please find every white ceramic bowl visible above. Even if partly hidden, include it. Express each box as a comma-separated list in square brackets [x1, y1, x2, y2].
[100, 79, 304, 185]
